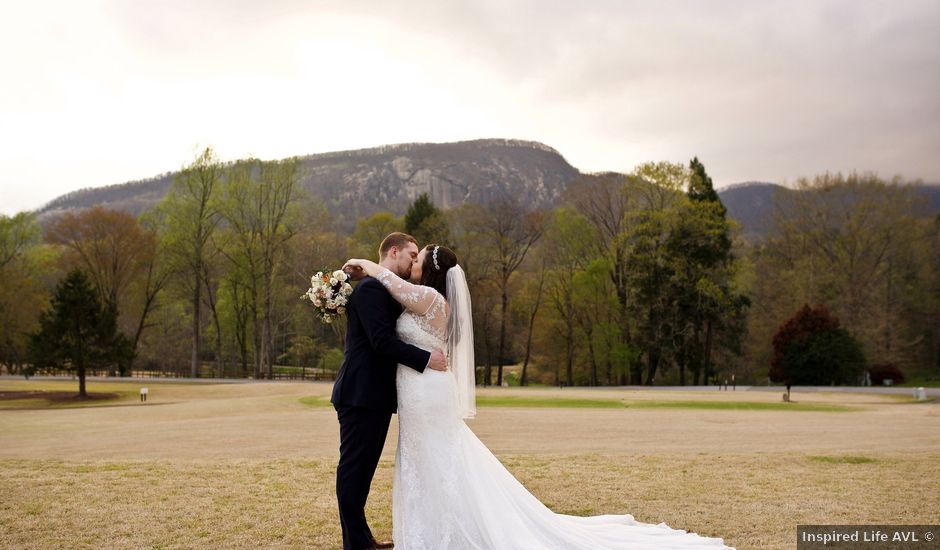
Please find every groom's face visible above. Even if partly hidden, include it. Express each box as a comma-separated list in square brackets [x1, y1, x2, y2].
[394, 242, 420, 279]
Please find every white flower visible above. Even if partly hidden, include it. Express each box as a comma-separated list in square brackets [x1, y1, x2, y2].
[304, 267, 354, 324]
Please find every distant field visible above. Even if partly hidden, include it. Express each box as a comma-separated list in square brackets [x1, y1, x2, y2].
[1, 378, 938, 549]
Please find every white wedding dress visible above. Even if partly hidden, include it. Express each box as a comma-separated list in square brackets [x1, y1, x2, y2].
[377, 268, 733, 550]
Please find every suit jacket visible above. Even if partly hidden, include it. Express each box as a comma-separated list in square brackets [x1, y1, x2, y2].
[330, 276, 431, 413]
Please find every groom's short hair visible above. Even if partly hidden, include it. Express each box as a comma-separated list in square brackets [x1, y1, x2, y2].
[379, 232, 418, 259]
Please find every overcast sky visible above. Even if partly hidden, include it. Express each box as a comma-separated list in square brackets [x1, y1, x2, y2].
[1, 0, 938, 215]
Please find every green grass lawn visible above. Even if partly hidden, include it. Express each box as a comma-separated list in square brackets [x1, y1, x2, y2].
[623, 399, 860, 412]
[300, 395, 629, 409]
[368, 394, 863, 412]
[475, 395, 627, 408]
[303, 395, 876, 411]
[479, 395, 862, 412]
[4, 384, 897, 413]
[298, 396, 335, 408]
[808, 455, 879, 464]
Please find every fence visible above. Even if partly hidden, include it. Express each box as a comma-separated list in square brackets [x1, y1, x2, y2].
[7, 366, 336, 381]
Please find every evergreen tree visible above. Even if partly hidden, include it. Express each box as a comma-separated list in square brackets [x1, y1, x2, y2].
[405, 193, 450, 245]
[28, 270, 133, 396]
[688, 156, 725, 213]
[405, 193, 437, 234]
[672, 157, 739, 384]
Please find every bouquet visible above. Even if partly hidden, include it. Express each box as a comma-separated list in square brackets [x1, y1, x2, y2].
[303, 269, 354, 324]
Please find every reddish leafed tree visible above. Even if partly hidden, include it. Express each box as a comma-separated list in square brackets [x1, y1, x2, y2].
[47, 206, 151, 308]
[46, 206, 165, 371]
[770, 304, 866, 387]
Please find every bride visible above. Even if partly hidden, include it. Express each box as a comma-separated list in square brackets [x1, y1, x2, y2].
[343, 245, 733, 550]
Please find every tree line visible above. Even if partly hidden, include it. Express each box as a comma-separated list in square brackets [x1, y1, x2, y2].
[0, 149, 937, 387]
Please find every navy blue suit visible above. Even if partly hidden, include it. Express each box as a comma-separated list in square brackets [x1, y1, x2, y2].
[331, 276, 430, 550]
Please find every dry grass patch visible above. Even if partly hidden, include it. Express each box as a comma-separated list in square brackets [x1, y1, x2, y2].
[0, 390, 125, 409]
[0, 453, 937, 549]
[1, 380, 938, 548]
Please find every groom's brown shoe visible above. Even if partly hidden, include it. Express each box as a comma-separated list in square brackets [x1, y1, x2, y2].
[369, 537, 394, 549]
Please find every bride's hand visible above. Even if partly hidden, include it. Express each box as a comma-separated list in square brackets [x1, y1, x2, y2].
[343, 259, 377, 279]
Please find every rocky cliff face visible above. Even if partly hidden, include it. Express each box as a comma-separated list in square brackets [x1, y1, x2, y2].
[295, 139, 578, 222]
[36, 139, 579, 226]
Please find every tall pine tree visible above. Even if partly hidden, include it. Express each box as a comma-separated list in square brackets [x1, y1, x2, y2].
[405, 193, 450, 245]
[405, 193, 437, 234]
[670, 157, 743, 384]
[689, 157, 724, 211]
[29, 270, 133, 396]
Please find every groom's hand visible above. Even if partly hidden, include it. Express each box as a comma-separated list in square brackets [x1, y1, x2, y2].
[427, 349, 447, 372]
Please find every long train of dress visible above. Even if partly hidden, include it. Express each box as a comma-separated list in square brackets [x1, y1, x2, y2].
[392, 312, 734, 550]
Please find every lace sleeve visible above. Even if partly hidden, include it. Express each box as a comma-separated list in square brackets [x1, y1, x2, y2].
[375, 268, 442, 316]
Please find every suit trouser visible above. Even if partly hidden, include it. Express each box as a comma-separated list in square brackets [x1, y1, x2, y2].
[335, 405, 393, 550]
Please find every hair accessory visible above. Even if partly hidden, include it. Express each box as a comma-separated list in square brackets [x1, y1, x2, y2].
[432, 246, 441, 270]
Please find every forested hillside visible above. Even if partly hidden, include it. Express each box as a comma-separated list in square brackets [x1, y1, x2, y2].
[3, 145, 938, 387]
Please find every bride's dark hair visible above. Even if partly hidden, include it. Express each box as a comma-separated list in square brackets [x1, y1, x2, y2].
[419, 244, 457, 295]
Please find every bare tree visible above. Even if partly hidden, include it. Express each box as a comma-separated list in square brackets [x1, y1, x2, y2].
[462, 199, 544, 386]
[564, 173, 638, 382]
[155, 147, 223, 378]
[47, 207, 146, 308]
[219, 158, 300, 379]
[515, 259, 547, 386]
[47, 207, 169, 371]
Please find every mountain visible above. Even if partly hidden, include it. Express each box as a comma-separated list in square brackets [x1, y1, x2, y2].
[915, 184, 940, 213]
[717, 181, 940, 241]
[38, 174, 175, 222]
[33, 139, 940, 238]
[717, 182, 792, 241]
[36, 139, 579, 230]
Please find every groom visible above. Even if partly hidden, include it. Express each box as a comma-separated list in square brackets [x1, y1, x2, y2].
[331, 232, 447, 550]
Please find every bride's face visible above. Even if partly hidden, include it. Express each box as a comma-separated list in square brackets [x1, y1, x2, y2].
[410, 248, 427, 283]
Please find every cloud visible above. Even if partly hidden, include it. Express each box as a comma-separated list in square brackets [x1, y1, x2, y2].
[1, 0, 938, 215]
